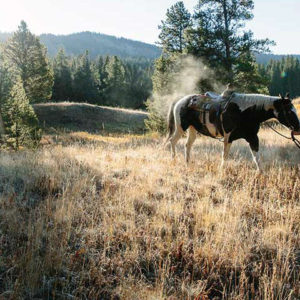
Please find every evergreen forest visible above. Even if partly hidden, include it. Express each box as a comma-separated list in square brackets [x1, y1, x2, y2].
[1, 0, 300, 144]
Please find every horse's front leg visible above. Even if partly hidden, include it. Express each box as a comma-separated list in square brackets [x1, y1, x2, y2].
[248, 135, 261, 172]
[220, 135, 231, 169]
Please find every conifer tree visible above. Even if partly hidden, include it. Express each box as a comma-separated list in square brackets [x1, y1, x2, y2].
[2, 80, 41, 149]
[0, 55, 13, 138]
[104, 56, 126, 106]
[123, 62, 152, 109]
[73, 50, 99, 102]
[233, 51, 269, 93]
[158, 1, 192, 53]
[52, 48, 73, 101]
[186, 0, 274, 83]
[3, 21, 53, 103]
[145, 55, 176, 133]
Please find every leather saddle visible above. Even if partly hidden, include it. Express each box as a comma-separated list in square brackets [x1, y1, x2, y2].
[204, 91, 224, 102]
[188, 92, 233, 136]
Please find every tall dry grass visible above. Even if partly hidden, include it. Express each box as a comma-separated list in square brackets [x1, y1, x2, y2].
[0, 130, 299, 299]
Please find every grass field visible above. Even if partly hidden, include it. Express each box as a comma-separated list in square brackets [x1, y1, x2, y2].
[0, 127, 299, 299]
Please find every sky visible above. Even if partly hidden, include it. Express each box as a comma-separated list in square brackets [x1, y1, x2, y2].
[0, 0, 299, 54]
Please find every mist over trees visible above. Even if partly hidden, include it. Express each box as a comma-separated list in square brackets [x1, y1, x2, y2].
[147, 0, 277, 132]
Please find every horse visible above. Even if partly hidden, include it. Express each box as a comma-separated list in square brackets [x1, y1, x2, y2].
[165, 91, 300, 171]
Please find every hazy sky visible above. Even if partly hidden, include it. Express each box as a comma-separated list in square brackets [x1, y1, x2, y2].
[0, 0, 299, 54]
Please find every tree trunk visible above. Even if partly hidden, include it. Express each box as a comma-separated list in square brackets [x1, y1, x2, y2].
[0, 107, 5, 137]
[222, 0, 234, 83]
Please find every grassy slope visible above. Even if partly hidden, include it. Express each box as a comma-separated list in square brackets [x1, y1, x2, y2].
[33, 102, 148, 134]
[0, 129, 299, 299]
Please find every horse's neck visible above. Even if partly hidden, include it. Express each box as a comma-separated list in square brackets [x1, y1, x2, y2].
[251, 106, 276, 123]
[232, 94, 277, 123]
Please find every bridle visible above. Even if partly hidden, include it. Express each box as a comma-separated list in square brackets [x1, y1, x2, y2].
[266, 101, 300, 150]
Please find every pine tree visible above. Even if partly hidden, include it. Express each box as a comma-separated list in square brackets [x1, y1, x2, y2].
[73, 51, 99, 102]
[0, 53, 13, 138]
[233, 51, 269, 93]
[264, 56, 300, 98]
[186, 0, 274, 83]
[145, 55, 177, 133]
[158, 1, 192, 54]
[268, 60, 283, 96]
[2, 80, 41, 149]
[123, 62, 152, 109]
[104, 56, 126, 106]
[3, 21, 53, 103]
[52, 48, 73, 101]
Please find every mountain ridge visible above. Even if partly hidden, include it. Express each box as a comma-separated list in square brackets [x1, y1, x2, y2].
[1, 31, 299, 63]
[0, 31, 162, 59]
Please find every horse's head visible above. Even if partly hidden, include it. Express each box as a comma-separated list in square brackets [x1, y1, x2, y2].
[273, 93, 300, 134]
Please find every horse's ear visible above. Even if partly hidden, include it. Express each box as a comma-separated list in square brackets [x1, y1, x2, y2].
[279, 93, 283, 99]
[285, 92, 290, 99]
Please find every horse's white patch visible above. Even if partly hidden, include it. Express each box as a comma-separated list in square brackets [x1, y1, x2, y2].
[173, 95, 194, 128]
[232, 93, 278, 112]
[205, 114, 222, 137]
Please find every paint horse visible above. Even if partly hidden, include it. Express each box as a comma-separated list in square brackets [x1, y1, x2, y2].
[166, 91, 300, 170]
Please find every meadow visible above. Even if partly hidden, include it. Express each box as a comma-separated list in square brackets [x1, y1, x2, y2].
[0, 126, 299, 299]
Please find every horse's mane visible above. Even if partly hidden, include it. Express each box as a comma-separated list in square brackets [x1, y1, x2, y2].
[231, 93, 279, 112]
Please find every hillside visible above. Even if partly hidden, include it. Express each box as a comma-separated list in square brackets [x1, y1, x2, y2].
[33, 102, 148, 133]
[2, 31, 300, 63]
[0, 31, 161, 59]
[255, 53, 300, 64]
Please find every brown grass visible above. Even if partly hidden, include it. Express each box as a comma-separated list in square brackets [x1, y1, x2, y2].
[0, 129, 300, 299]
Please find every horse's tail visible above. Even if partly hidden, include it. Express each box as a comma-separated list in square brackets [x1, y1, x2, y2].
[164, 101, 176, 145]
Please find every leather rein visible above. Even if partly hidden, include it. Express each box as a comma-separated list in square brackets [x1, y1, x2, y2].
[265, 101, 300, 150]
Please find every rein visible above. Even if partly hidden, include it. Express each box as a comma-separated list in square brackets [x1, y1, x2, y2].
[265, 123, 292, 140]
[291, 131, 300, 149]
[265, 123, 300, 150]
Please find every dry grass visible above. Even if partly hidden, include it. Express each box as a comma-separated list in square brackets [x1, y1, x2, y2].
[33, 102, 148, 134]
[0, 129, 300, 299]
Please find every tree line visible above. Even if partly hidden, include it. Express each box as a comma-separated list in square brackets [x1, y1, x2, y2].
[0, 21, 153, 149]
[146, 0, 282, 132]
[258, 55, 300, 99]
[52, 49, 152, 108]
[1, 1, 300, 145]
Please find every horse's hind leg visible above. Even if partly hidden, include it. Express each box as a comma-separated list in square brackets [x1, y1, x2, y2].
[220, 134, 232, 168]
[185, 126, 197, 163]
[169, 128, 183, 159]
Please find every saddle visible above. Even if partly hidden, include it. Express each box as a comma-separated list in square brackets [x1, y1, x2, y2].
[188, 91, 235, 136]
[204, 91, 223, 101]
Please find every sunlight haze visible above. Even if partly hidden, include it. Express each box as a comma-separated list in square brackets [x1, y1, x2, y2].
[0, 0, 299, 54]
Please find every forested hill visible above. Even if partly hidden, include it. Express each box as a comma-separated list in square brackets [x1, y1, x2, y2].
[1, 31, 299, 62]
[256, 53, 300, 64]
[0, 31, 161, 59]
